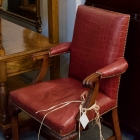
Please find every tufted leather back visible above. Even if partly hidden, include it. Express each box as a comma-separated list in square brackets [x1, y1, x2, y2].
[68, 5, 129, 100]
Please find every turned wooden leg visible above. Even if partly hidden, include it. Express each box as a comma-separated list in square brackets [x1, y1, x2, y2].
[0, 82, 10, 125]
[111, 107, 122, 140]
[11, 113, 19, 140]
[0, 59, 10, 125]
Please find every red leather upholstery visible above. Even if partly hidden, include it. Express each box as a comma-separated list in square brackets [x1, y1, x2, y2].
[10, 78, 116, 136]
[10, 5, 130, 138]
[96, 58, 128, 78]
[49, 42, 71, 57]
[69, 6, 129, 81]
[68, 5, 129, 101]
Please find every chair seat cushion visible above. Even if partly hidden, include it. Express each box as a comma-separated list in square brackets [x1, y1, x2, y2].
[10, 77, 116, 136]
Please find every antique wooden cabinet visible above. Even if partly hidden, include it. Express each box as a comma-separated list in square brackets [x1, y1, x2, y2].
[85, 0, 140, 138]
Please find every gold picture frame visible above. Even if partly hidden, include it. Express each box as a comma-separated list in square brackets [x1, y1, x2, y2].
[0, 0, 42, 33]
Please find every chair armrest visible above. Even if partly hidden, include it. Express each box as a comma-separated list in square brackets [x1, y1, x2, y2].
[82, 73, 100, 109]
[30, 42, 71, 83]
[81, 58, 128, 112]
[49, 42, 71, 57]
[96, 58, 128, 78]
[83, 73, 100, 88]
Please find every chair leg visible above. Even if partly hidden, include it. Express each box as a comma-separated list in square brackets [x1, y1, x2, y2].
[111, 107, 122, 140]
[11, 114, 19, 140]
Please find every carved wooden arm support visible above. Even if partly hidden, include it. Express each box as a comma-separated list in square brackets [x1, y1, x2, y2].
[31, 51, 49, 83]
[31, 42, 71, 83]
[76, 73, 100, 129]
[30, 42, 71, 83]
[82, 73, 100, 109]
[49, 42, 71, 57]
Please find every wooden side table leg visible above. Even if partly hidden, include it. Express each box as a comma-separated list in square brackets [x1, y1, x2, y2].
[0, 61, 10, 125]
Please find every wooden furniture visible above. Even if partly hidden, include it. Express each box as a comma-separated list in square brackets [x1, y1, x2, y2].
[85, 0, 140, 139]
[1, 0, 42, 33]
[10, 5, 130, 140]
[0, 0, 59, 139]
[0, 18, 60, 139]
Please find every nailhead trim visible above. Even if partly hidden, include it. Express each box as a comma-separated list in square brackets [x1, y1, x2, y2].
[96, 70, 126, 79]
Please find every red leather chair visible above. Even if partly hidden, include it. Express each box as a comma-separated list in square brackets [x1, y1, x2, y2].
[10, 5, 130, 140]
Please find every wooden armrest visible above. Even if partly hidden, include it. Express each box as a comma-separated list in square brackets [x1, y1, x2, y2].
[83, 73, 100, 88]
[82, 73, 100, 109]
[31, 51, 49, 84]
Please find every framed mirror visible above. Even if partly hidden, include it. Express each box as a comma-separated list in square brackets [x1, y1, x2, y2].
[0, 0, 42, 33]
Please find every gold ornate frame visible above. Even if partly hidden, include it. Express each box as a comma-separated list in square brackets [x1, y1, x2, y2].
[0, 0, 42, 33]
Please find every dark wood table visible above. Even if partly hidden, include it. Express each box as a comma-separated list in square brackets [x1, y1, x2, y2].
[0, 18, 60, 139]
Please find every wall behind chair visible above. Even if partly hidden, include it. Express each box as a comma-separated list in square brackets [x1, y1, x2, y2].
[40, 0, 85, 42]
[58, 0, 86, 77]
[40, 0, 85, 78]
[38, 0, 85, 78]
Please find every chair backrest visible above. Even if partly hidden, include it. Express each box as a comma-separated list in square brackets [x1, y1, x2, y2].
[68, 5, 129, 100]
